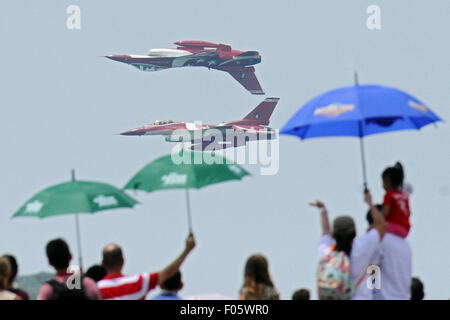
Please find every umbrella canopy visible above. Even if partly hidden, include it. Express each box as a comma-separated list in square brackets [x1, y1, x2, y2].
[281, 84, 441, 139]
[13, 180, 138, 218]
[12, 171, 138, 268]
[124, 151, 250, 233]
[280, 81, 442, 190]
[124, 152, 250, 192]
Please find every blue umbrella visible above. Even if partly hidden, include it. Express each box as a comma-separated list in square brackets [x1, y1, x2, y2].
[281, 74, 442, 190]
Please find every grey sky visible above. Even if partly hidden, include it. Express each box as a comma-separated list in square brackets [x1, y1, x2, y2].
[1, 0, 449, 299]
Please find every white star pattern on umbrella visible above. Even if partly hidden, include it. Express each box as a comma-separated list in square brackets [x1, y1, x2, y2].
[25, 200, 43, 213]
[93, 195, 118, 207]
[161, 172, 188, 186]
[228, 165, 242, 175]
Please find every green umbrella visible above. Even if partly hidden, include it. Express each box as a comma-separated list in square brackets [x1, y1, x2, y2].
[124, 151, 250, 233]
[12, 170, 138, 268]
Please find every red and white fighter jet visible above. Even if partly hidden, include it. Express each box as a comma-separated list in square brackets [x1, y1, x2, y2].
[105, 40, 264, 95]
[120, 97, 279, 150]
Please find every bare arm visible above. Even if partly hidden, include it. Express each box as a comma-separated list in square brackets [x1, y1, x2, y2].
[310, 200, 331, 235]
[381, 205, 390, 218]
[157, 234, 196, 285]
[364, 191, 387, 240]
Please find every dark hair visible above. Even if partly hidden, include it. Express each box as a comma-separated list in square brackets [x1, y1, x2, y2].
[382, 162, 404, 189]
[333, 232, 355, 255]
[366, 204, 384, 225]
[292, 288, 310, 300]
[411, 277, 425, 300]
[46, 238, 71, 270]
[0, 257, 11, 290]
[102, 244, 124, 269]
[161, 271, 182, 291]
[244, 254, 274, 288]
[2, 254, 18, 285]
[85, 265, 107, 282]
[243, 254, 275, 300]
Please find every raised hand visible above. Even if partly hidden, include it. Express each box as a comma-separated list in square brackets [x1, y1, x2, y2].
[309, 200, 326, 210]
[364, 190, 373, 206]
[185, 234, 196, 252]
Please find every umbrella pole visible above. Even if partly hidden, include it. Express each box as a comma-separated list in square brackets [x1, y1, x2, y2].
[71, 168, 83, 268]
[185, 189, 193, 234]
[354, 72, 359, 86]
[359, 137, 368, 192]
[74, 213, 83, 269]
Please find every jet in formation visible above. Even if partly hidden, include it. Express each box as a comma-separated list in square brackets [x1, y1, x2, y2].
[105, 40, 264, 95]
[120, 97, 279, 150]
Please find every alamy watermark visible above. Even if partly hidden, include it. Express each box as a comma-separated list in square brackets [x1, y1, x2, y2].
[169, 126, 280, 176]
[66, 264, 82, 289]
[366, 264, 381, 290]
[66, 5, 81, 30]
[366, 5, 381, 30]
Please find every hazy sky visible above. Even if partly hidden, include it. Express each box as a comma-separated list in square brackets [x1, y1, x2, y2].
[1, 0, 449, 299]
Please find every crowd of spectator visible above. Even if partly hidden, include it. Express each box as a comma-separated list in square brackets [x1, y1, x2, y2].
[0, 163, 428, 300]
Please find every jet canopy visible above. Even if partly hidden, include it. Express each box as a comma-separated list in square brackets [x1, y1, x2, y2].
[150, 120, 177, 126]
[148, 48, 191, 57]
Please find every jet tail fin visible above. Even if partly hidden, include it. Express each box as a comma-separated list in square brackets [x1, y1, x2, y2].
[243, 97, 280, 125]
[220, 66, 264, 95]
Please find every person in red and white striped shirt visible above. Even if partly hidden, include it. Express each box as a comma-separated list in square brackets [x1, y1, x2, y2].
[97, 234, 196, 300]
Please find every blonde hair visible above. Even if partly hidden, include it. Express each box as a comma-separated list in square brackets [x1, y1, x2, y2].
[0, 257, 11, 290]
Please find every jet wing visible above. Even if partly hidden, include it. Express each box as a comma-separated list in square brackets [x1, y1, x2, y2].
[215, 123, 264, 132]
[190, 139, 247, 151]
[217, 66, 264, 95]
[230, 124, 261, 131]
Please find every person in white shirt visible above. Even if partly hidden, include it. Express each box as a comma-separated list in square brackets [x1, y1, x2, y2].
[352, 205, 383, 300]
[311, 198, 386, 299]
[364, 192, 412, 300]
[377, 233, 412, 299]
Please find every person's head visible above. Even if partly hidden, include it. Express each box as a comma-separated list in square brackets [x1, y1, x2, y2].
[292, 288, 310, 300]
[366, 204, 384, 228]
[85, 264, 107, 282]
[0, 257, 11, 290]
[332, 216, 356, 255]
[102, 243, 124, 273]
[2, 254, 18, 286]
[411, 277, 425, 300]
[243, 254, 274, 288]
[382, 162, 404, 190]
[160, 271, 183, 293]
[46, 238, 72, 271]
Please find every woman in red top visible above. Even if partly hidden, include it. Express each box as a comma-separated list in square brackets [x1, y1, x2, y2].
[380, 162, 411, 238]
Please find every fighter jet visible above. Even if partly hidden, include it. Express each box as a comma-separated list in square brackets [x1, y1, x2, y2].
[120, 97, 279, 150]
[105, 40, 264, 95]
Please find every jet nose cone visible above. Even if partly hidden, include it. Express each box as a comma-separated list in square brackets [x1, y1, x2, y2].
[120, 128, 141, 136]
[105, 54, 130, 63]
